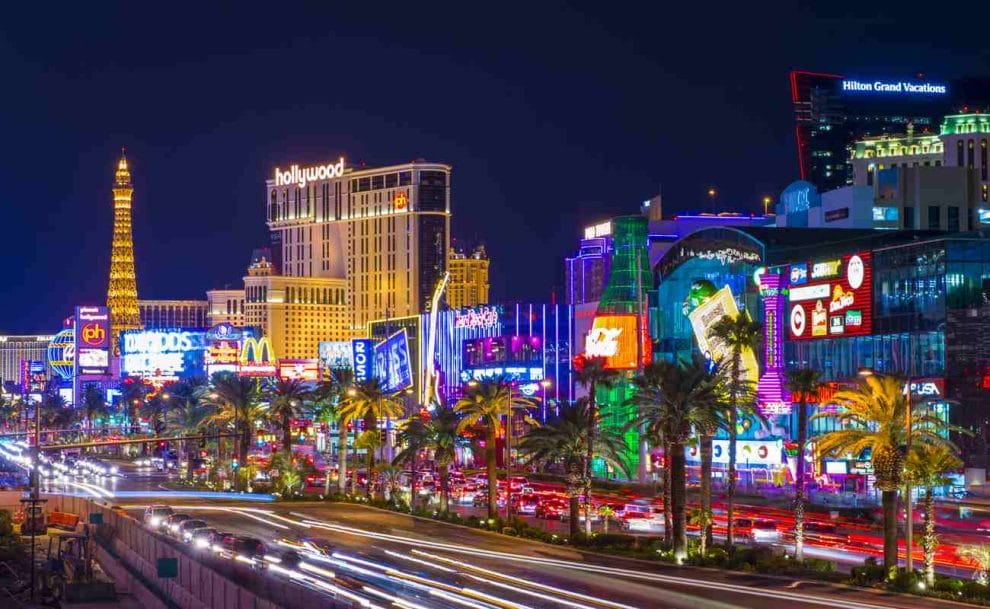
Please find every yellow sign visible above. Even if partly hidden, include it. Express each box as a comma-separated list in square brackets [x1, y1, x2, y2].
[239, 337, 277, 377]
[687, 286, 759, 385]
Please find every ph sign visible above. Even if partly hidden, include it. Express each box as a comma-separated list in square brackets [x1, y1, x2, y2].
[351, 339, 374, 382]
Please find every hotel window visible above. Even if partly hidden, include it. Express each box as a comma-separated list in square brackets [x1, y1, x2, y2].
[948, 206, 960, 232]
[969, 140, 975, 169]
[903, 206, 914, 228]
[982, 139, 988, 180]
[927, 205, 941, 230]
[958, 141, 964, 166]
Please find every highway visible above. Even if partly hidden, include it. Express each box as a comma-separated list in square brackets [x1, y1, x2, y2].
[6, 452, 976, 609]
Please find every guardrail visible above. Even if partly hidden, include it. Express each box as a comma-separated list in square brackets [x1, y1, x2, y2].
[43, 494, 346, 609]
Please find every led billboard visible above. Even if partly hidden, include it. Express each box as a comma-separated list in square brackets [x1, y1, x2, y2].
[584, 314, 648, 370]
[787, 252, 872, 340]
[278, 359, 320, 381]
[319, 341, 353, 370]
[374, 329, 413, 393]
[75, 306, 110, 375]
[687, 286, 759, 385]
[121, 330, 206, 381]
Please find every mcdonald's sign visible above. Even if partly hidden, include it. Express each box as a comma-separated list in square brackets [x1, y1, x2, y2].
[238, 336, 277, 377]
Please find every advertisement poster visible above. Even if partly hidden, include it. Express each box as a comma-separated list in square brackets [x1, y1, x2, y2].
[121, 330, 206, 381]
[686, 285, 759, 385]
[584, 314, 649, 370]
[75, 306, 110, 375]
[374, 329, 413, 393]
[788, 253, 872, 340]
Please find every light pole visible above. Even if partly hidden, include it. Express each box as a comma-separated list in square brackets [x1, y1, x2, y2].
[860, 369, 914, 572]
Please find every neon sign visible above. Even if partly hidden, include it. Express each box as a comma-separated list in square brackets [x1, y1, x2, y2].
[274, 158, 345, 189]
[841, 80, 947, 95]
[454, 306, 501, 330]
[239, 336, 277, 377]
[585, 315, 648, 370]
[788, 252, 872, 341]
[121, 330, 206, 380]
[351, 339, 373, 382]
[393, 191, 408, 210]
[584, 222, 611, 240]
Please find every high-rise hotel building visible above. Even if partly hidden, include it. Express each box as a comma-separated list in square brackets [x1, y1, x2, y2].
[266, 159, 451, 336]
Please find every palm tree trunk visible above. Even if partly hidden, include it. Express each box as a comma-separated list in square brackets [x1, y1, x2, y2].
[410, 452, 419, 509]
[439, 462, 450, 513]
[882, 489, 898, 574]
[670, 439, 687, 562]
[662, 439, 672, 545]
[794, 398, 808, 561]
[337, 422, 348, 494]
[924, 487, 936, 588]
[569, 493, 581, 537]
[584, 381, 597, 536]
[700, 433, 713, 549]
[365, 412, 376, 499]
[184, 440, 193, 481]
[282, 416, 293, 456]
[486, 426, 498, 520]
[726, 354, 740, 549]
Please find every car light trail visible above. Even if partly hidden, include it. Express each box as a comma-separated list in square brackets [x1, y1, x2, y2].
[289, 513, 899, 609]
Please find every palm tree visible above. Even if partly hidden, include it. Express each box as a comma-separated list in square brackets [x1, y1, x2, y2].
[629, 356, 722, 562]
[709, 312, 762, 548]
[517, 398, 630, 536]
[205, 372, 262, 486]
[166, 398, 211, 480]
[393, 415, 431, 508]
[140, 393, 169, 436]
[786, 367, 821, 561]
[455, 378, 534, 520]
[119, 380, 148, 435]
[907, 443, 962, 587]
[337, 379, 404, 498]
[812, 374, 958, 575]
[312, 368, 355, 494]
[572, 355, 620, 535]
[81, 384, 107, 436]
[430, 402, 463, 513]
[267, 378, 311, 456]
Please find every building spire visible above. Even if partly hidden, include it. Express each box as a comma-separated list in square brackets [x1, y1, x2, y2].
[107, 149, 142, 353]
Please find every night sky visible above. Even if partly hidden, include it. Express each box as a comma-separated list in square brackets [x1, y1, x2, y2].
[2, 3, 988, 333]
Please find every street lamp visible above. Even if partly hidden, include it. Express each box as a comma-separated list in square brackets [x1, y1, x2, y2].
[860, 368, 914, 572]
[762, 196, 772, 216]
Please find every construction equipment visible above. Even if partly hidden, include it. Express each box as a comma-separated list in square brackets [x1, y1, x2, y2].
[40, 529, 115, 603]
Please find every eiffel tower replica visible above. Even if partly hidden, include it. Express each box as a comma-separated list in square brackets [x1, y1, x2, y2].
[106, 149, 143, 354]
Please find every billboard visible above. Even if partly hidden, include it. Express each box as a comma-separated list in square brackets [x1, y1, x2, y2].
[278, 359, 320, 382]
[20, 360, 45, 393]
[205, 323, 243, 376]
[787, 252, 872, 340]
[47, 329, 75, 380]
[121, 330, 206, 381]
[319, 341, 353, 370]
[687, 286, 759, 385]
[374, 329, 413, 393]
[687, 439, 784, 467]
[351, 339, 374, 382]
[239, 336, 277, 377]
[75, 306, 110, 375]
[584, 314, 648, 370]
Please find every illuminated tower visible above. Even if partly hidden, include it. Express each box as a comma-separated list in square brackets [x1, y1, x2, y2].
[106, 149, 142, 352]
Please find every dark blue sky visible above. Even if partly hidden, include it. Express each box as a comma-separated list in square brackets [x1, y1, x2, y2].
[2, 3, 988, 332]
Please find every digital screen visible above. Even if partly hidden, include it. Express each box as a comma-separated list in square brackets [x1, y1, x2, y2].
[319, 341, 353, 370]
[374, 330, 413, 393]
[788, 252, 872, 340]
[825, 461, 849, 475]
[121, 330, 206, 381]
[278, 359, 320, 381]
[687, 286, 759, 384]
[75, 306, 110, 375]
[584, 314, 647, 370]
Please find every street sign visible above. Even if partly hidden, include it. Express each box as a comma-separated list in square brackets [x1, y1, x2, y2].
[88, 512, 103, 524]
[157, 557, 178, 578]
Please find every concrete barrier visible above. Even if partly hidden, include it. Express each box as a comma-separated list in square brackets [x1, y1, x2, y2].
[43, 495, 345, 609]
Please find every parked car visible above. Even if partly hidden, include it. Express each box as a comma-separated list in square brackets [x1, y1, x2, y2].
[179, 519, 209, 542]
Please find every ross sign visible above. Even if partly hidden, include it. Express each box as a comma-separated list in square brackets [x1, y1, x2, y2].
[319, 341, 352, 370]
[374, 329, 413, 393]
[121, 330, 207, 381]
[788, 252, 872, 341]
[840, 79, 947, 95]
[686, 286, 759, 385]
[274, 158, 345, 189]
[454, 306, 501, 330]
[278, 359, 319, 382]
[584, 221, 612, 240]
[75, 306, 110, 375]
[584, 314, 647, 370]
[238, 336, 277, 377]
[351, 339, 374, 382]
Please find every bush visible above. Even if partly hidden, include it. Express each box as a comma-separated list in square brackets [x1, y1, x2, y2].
[848, 557, 886, 587]
[572, 533, 639, 550]
[960, 580, 990, 601]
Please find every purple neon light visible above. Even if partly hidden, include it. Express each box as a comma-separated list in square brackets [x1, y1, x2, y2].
[756, 272, 791, 415]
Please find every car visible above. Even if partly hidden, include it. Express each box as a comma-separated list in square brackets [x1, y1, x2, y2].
[221, 535, 267, 565]
[457, 484, 479, 505]
[514, 495, 540, 515]
[508, 476, 529, 491]
[535, 497, 568, 520]
[278, 549, 303, 568]
[473, 492, 489, 507]
[143, 505, 174, 528]
[164, 513, 193, 536]
[178, 519, 209, 542]
[189, 527, 218, 549]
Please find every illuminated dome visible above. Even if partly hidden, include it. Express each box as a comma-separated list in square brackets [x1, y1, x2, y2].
[47, 329, 75, 380]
